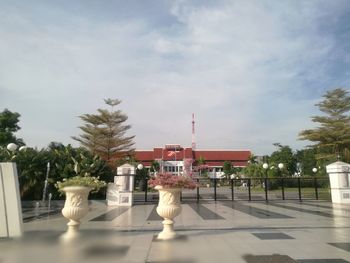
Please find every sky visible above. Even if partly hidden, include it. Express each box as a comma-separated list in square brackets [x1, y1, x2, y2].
[0, 0, 350, 155]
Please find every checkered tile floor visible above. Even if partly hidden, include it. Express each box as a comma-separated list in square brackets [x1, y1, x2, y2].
[3, 200, 350, 263]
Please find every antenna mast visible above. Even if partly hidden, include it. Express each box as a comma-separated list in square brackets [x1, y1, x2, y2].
[192, 113, 196, 150]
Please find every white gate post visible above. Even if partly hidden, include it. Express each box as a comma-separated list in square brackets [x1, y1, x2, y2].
[0, 162, 23, 237]
[326, 161, 350, 203]
[106, 163, 135, 206]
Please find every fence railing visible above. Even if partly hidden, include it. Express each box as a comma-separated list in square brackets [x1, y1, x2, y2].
[132, 177, 331, 203]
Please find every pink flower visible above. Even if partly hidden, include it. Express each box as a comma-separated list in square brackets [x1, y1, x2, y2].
[148, 173, 197, 189]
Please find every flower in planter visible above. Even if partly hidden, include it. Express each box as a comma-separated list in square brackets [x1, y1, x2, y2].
[55, 175, 106, 193]
[148, 173, 197, 189]
[53, 155, 109, 239]
[55, 173, 106, 239]
[149, 173, 197, 240]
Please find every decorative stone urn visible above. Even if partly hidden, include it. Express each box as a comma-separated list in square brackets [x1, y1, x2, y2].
[155, 185, 182, 240]
[61, 186, 91, 239]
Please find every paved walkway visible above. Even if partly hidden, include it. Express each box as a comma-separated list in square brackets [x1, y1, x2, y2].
[2, 200, 350, 262]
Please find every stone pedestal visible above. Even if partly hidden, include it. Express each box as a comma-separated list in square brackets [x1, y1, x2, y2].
[0, 162, 23, 237]
[326, 161, 350, 203]
[155, 186, 182, 240]
[106, 164, 135, 206]
[61, 186, 91, 239]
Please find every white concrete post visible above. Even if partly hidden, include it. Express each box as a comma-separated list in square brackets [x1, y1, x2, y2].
[326, 161, 350, 203]
[0, 162, 23, 237]
[106, 163, 135, 206]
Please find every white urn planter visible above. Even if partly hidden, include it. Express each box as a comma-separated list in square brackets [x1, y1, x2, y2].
[61, 186, 91, 239]
[155, 185, 182, 240]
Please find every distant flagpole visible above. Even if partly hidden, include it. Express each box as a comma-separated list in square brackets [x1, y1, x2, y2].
[175, 146, 177, 175]
[162, 148, 164, 173]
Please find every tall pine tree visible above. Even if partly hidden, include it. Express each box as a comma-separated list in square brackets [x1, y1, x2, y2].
[299, 88, 350, 162]
[72, 99, 135, 166]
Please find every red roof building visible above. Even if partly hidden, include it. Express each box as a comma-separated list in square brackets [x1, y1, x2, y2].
[135, 144, 251, 176]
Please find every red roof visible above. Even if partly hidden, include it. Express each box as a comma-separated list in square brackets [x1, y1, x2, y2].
[135, 148, 251, 167]
[194, 150, 250, 161]
[184, 148, 193, 158]
[134, 151, 153, 161]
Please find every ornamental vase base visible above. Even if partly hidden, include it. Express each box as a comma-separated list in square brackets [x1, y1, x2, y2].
[155, 186, 182, 240]
[60, 186, 91, 240]
[157, 219, 177, 240]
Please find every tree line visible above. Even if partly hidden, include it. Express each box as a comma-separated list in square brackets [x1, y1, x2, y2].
[0, 88, 349, 199]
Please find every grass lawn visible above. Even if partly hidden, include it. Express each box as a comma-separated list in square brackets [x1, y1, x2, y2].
[249, 187, 331, 200]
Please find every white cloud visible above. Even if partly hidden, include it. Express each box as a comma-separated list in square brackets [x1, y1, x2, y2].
[1, 0, 348, 154]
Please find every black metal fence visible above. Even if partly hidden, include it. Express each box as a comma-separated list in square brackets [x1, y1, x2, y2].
[133, 177, 331, 203]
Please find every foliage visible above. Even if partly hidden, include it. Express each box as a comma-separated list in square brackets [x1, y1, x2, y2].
[0, 147, 48, 199]
[0, 144, 113, 200]
[242, 163, 266, 187]
[223, 161, 235, 178]
[135, 165, 149, 181]
[50, 145, 113, 179]
[248, 154, 258, 164]
[0, 109, 25, 147]
[295, 148, 318, 176]
[150, 160, 160, 173]
[0, 146, 15, 162]
[55, 176, 106, 193]
[50, 145, 113, 199]
[269, 144, 297, 176]
[299, 88, 350, 162]
[243, 163, 265, 178]
[148, 173, 197, 189]
[197, 156, 206, 165]
[72, 98, 135, 168]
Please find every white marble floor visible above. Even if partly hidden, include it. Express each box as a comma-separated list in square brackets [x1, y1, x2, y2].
[2, 200, 350, 263]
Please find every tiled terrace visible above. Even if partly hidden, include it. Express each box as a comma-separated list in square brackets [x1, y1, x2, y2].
[2, 200, 350, 263]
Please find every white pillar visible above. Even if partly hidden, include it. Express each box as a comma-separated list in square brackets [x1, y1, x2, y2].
[0, 162, 23, 237]
[107, 164, 135, 206]
[326, 161, 350, 203]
